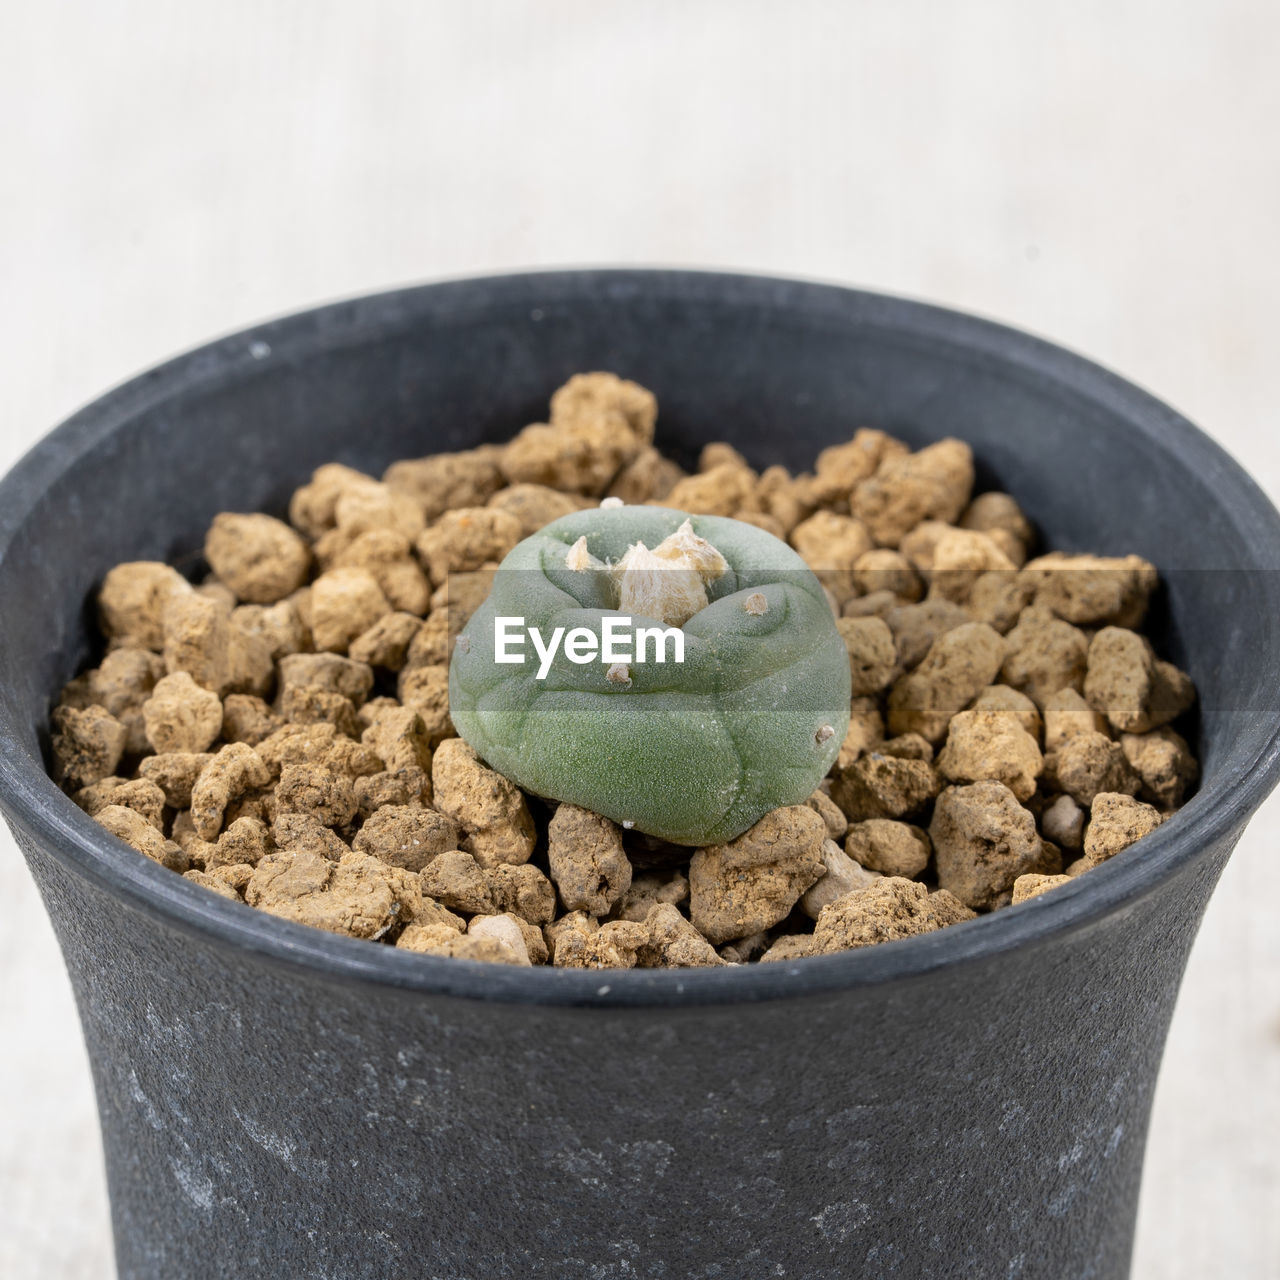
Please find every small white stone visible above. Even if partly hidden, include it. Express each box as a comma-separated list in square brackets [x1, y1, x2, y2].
[800, 839, 882, 919]
[1042, 793, 1085, 850]
[468, 914, 531, 965]
[600, 496, 624, 509]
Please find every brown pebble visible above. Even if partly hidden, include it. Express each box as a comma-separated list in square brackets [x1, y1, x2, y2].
[836, 616, 898, 695]
[548, 803, 633, 915]
[207, 815, 273, 869]
[309, 568, 392, 654]
[397, 665, 455, 747]
[804, 788, 849, 840]
[831, 753, 940, 822]
[272, 812, 350, 861]
[204, 513, 311, 604]
[878, 733, 934, 761]
[1084, 627, 1195, 734]
[638, 903, 725, 968]
[1025, 552, 1157, 628]
[936, 708, 1043, 802]
[688, 806, 827, 944]
[487, 483, 587, 536]
[610, 870, 690, 923]
[926, 528, 1016, 603]
[83, 647, 165, 754]
[221, 693, 281, 746]
[183, 868, 243, 902]
[607, 446, 685, 505]
[844, 819, 932, 878]
[415, 508, 523, 587]
[349, 612, 423, 671]
[51, 704, 127, 789]
[404, 929, 524, 963]
[851, 438, 974, 547]
[246, 849, 419, 940]
[887, 622, 1005, 743]
[558, 919, 651, 969]
[143, 671, 223, 754]
[809, 428, 906, 507]
[1120, 727, 1198, 809]
[812, 877, 976, 953]
[1083, 792, 1163, 866]
[791, 511, 874, 604]
[1045, 731, 1140, 807]
[853, 548, 922, 601]
[352, 804, 459, 871]
[383, 447, 507, 522]
[98, 562, 192, 652]
[431, 738, 536, 867]
[93, 803, 187, 871]
[278, 652, 374, 706]
[837, 699, 886, 770]
[884, 597, 972, 671]
[930, 781, 1058, 910]
[419, 849, 494, 914]
[959, 492, 1033, 550]
[74, 777, 166, 830]
[760, 934, 818, 964]
[1042, 687, 1108, 751]
[967, 571, 1038, 633]
[361, 705, 434, 775]
[229, 599, 308, 662]
[331, 529, 431, 615]
[288, 464, 385, 539]
[1000, 605, 1089, 708]
[354, 767, 431, 816]
[1011, 873, 1072, 905]
[486, 863, 557, 926]
[664, 464, 758, 519]
[189, 742, 274, 840]
[275, 762, 358, 830]
[968, 684, 1043, 740]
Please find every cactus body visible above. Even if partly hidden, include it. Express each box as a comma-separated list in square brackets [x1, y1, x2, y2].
[449, 507, 851, 845]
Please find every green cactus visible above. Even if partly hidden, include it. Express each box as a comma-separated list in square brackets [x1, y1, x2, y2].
[448, 506, 851, 845]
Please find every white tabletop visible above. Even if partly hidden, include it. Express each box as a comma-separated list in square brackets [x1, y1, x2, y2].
[1, 2, 1276, 1276]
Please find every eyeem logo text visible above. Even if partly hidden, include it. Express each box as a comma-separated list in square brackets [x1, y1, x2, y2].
[494, 616, 685, 680]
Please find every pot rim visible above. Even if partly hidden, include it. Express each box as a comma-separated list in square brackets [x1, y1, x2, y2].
[4, 267, 1280, 1008]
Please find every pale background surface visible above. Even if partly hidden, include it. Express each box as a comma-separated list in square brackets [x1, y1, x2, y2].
[1, 2, 1277, 1276]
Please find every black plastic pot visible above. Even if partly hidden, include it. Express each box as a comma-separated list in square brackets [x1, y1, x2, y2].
[3, 271, 1279, 1280]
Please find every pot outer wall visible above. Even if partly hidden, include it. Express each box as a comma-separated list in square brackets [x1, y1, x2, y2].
[16, 813, 1237, 1280]
[4, 271, 1279, 1280]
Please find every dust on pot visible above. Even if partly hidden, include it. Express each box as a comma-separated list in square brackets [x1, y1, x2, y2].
[3, 271, 1279, 1279]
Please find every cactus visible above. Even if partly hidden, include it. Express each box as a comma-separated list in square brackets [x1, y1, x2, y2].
[448, 507, 851, 845]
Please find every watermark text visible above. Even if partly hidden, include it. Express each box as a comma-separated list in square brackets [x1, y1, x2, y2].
[494, 615, 684, 679]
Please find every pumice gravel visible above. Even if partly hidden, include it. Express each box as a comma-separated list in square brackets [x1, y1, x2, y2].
[49, 372, 1198, 967]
